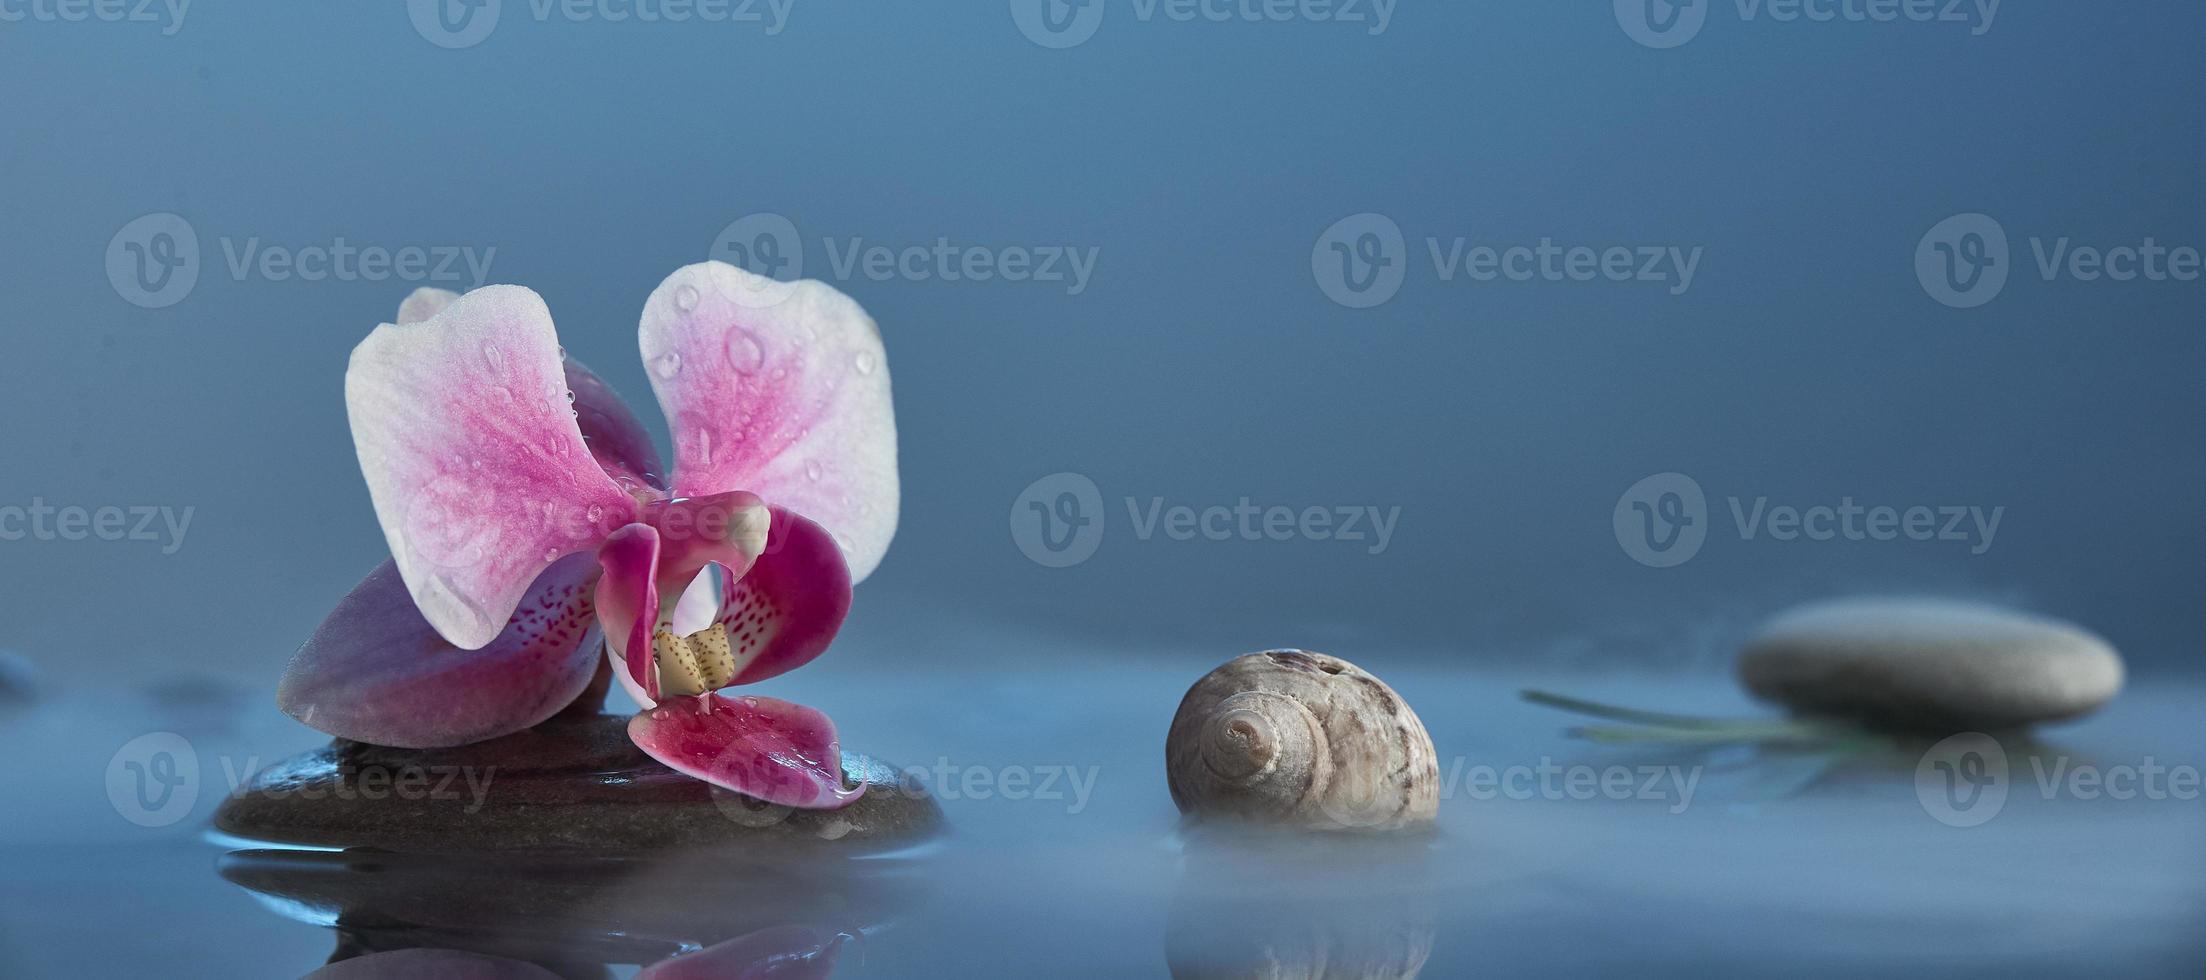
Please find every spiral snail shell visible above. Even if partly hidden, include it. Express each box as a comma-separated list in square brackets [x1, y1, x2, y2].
[1166, 650, 1439, 832]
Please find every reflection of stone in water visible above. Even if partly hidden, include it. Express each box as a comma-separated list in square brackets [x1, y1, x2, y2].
[221, 846, 919, 978]
[303, 926, 846, 980]
[1165, 830, 1439, 979]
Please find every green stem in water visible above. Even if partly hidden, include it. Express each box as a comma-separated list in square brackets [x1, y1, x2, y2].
[1522, 689, 1861, 747]
[1520, 689, 1753, 729]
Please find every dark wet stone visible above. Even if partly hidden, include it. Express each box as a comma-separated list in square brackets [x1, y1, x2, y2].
[214, 712, 942, 853]
[1738, 597, 2125, 732]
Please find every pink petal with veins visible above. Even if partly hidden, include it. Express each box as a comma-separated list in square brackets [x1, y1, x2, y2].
[398, 288, 666, 492]
[279, 555, 603, 748]
[594, 523, 664, 701]
[638, 262, 899, 583]
[718, 506, 852, 686]
[348, 285, 638, 649]
[628, 693, 864, 809]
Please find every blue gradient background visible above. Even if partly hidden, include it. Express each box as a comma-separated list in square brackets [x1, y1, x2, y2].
[2, 1, 2202, 677]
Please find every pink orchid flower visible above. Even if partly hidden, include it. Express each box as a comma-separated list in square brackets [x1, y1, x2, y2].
[278, 262, 896, 809]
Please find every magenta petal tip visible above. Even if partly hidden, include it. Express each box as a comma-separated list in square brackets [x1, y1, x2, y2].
[627, 694, 865, 810]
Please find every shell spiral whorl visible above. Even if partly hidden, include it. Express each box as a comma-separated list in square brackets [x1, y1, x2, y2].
[1195, 690, 1331, 817]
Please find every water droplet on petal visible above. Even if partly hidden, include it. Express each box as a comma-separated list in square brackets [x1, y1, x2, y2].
[587, 504, 605, 525]
[674, 284, 700, 312]
[726, 329, 765, 373]
[805, 461, 824, 482]
[853, 351, 877, 375]
[651, 351, 684, 380]
[482, 343, 505, 374]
